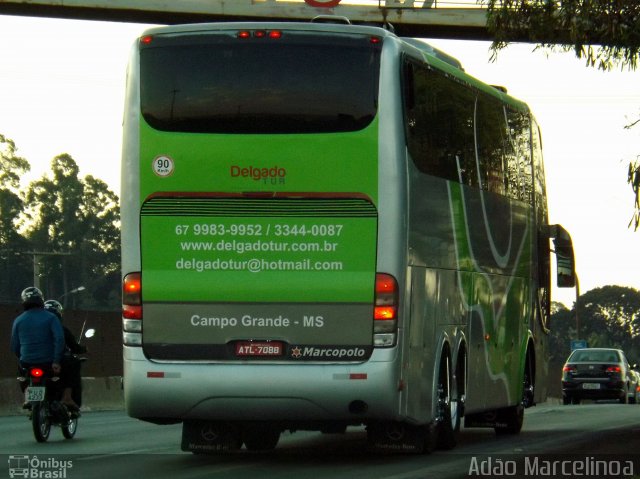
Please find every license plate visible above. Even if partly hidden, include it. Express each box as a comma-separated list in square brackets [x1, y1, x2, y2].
[235, 341, 283, 357]
[25, 387, 46, 402]
[582, 383, 601, 390]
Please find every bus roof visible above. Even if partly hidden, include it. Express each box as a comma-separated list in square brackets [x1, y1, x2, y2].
[140, 20, 397, 38]
[399, 38, 529, 112]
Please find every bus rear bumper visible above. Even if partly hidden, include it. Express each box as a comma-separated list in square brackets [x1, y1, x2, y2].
[123, 346, 401, 424]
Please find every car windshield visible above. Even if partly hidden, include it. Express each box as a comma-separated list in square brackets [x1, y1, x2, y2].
[570, 350, 619, 362]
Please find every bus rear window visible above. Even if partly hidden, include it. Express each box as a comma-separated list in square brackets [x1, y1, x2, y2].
[140, 31, 381, 134]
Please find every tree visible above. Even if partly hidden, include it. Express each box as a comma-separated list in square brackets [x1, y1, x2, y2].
[0, 134, 121, 308]
[0, 134, 32, 301]
[549, 301, 575, 364]
[576, 285, 640, 363]
[483, 1, 640, 71]
[22, 154, 85, 297]
[23, 154, 83, 243]
[482, 0, 640, 228]
[0, 134, 30, 245]
[550, 286, 640, 365]
[22, 154, 121, 309]
[78, 175, 120, 308]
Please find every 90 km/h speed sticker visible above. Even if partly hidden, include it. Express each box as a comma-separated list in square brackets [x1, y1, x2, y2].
[153, 155, 175, 177]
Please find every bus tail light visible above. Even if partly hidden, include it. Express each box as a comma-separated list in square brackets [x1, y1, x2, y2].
[122, 272, 143, 346]
[374, 273, 398, 348]
[237, 30, 282, 39]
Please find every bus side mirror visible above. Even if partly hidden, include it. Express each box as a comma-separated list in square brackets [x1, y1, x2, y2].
[544, 224, 576, 288]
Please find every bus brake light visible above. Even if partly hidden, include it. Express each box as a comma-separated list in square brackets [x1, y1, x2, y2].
[374, 273, 398, 347]
[237, 30, 282, 39]
[375, 306, 396, 320]
[123, 272, 142, 320]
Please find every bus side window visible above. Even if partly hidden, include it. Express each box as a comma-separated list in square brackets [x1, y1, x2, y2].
[403, 60, 476, 185]
[475, 94, 508, 195]
[403, 61, 415, 113]
[506, 109, 533, 203]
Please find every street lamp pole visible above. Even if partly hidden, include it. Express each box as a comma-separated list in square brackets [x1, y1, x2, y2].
[574, 274, 580, 340]
[58, 286, 86, 308]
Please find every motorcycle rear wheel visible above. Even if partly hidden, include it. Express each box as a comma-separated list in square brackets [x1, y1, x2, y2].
[32, 402, 51, 442]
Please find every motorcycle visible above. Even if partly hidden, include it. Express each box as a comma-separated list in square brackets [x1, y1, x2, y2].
[18, 365, 79, 442]
[17, 328, 94, 443]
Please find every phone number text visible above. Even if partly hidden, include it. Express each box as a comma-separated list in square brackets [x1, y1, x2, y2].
[175, 224, 344, 237]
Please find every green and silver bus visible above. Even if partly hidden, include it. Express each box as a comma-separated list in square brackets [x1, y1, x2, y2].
[121, 20, 576, 453]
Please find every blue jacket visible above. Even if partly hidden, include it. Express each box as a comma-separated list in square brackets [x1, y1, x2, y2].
[10, 308, 65, 364]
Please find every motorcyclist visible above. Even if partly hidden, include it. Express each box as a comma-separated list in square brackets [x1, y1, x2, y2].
[10, 287, 66, 406]
[44, 299, 86, 409]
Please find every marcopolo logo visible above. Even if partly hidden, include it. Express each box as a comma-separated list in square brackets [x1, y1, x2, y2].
[230, 165, 287, 183]
[290, 345, 368, 360]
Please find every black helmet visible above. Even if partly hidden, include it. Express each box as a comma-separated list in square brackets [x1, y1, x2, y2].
[44, 299, 64, 319]
[21, 287, 44, 308]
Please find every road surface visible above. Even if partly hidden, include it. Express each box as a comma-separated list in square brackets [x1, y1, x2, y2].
[2, 402, 640, 478]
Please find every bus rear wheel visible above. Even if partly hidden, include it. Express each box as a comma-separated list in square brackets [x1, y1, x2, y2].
[436, 353, 460, 450]
[496, 356, 533, 435]
[495, 404, 524, 435]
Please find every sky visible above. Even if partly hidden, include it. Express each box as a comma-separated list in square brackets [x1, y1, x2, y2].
[0, 14, 638, 308]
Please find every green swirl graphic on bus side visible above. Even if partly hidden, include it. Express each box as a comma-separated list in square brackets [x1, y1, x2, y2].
[448, 181, 534, 403]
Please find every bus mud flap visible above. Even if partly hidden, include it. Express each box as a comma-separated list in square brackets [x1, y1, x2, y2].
[366, 421, 436, 454]
[464, 408, 519, 430]
[181, 420, 242, 454]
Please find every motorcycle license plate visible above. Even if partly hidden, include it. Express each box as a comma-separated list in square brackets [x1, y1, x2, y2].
[25, 387, 46, 402]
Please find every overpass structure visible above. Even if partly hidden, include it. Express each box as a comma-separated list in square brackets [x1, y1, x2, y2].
[0, 0, 491, 39]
